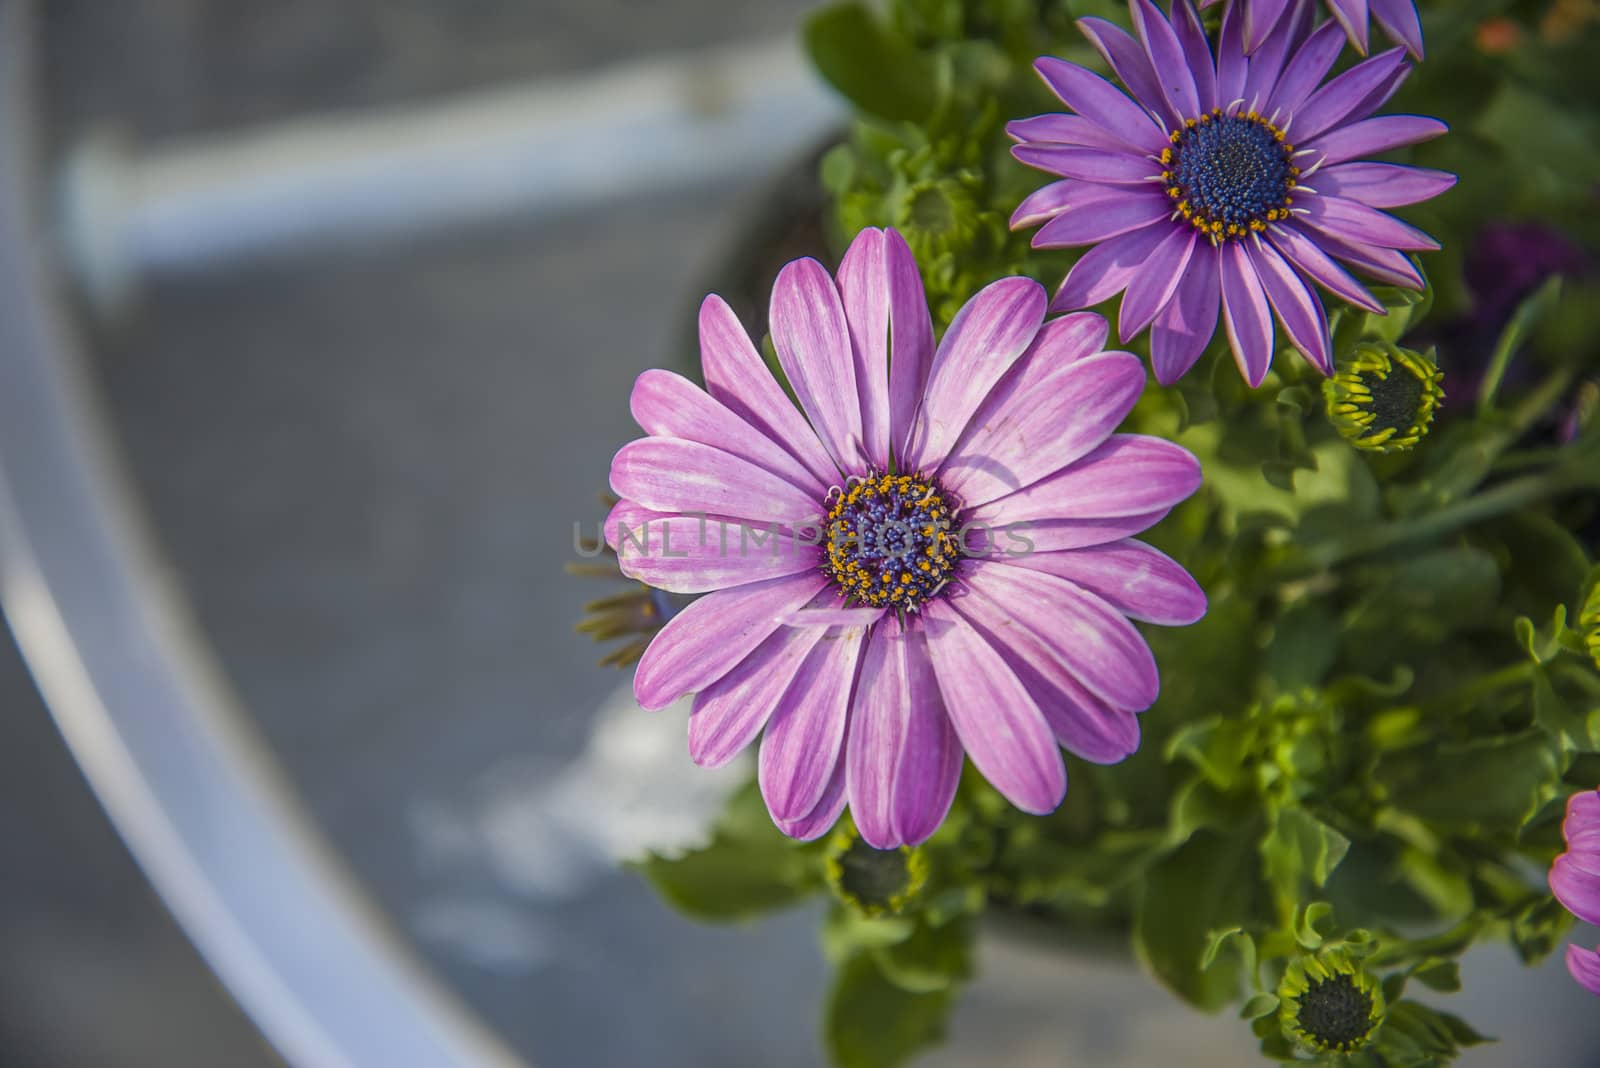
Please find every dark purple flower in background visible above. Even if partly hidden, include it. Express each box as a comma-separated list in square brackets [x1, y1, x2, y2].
[1009, 0, 1453, 387]
[1200, 0, 1423, 59]
[605, 227, 1208, 845]
[1429, 222, 1591, 412]
[1465, 222, 1590, 332]
[1553, 787, 1600, 996]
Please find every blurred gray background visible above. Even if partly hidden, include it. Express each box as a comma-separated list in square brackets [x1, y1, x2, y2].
[3, 2, 1596, 1066]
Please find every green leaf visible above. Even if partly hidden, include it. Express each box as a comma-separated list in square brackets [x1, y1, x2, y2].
[1262, 807, 1351, 905]
[1292, 901, 1336, 950]
[825, 951, 953, 1068]
[1240, 993, 1280, 1020]
[803, 3, 939, 122]
[1263, 598, 1340, 692]
[1374, 730, 1561, 834]
[1410, 958, 1461, 993]
[1135, 830, 1261, 1010]
[633, 782, 821, 921]
[1477, 276, 1562, 415]
[872, 915, 975, 994]
[1510, 895, 1575, 965]
[1534, 667, 1600, 756]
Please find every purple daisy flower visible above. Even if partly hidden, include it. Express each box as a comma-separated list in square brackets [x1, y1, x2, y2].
[1009, 0, 1454, 387]
[1553, 787, 1600, 996]
[605, 227, 1206, 846]
[1200, 0, 1424, 60]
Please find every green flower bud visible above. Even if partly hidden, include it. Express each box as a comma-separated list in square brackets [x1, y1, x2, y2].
[824, 823, 929, 918]
[1277, 947, 1386, 1055]
[1323, 343, 1444, 452]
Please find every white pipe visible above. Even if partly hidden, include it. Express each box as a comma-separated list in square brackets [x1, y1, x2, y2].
[59, 36, 843, 311]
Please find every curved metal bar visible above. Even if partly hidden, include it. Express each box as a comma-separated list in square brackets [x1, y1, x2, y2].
[0, 6, 528, 1066]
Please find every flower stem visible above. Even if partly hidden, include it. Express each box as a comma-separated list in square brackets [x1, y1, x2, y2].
[1291, 463, 1597, 576]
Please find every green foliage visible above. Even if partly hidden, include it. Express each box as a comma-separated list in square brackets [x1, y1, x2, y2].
[631, 1, 1600, 1066]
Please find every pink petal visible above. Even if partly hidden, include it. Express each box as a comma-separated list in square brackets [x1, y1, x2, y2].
[1220, 241, 1275, 387]
[1371, 0, 1424, 60]
[1010, 539, 1207, 626]
[1567, 944, 1600, 996]
[835, 229, 895, 471]
[921, 600, 1067, 814]
[979, 434, 1202, 526]
[629, 369, 824, 495]
[963, 509, 1175, 554]
[1249, 238, 1333, 375]
[1551, 854, 1600, 927]
[1172, 0, 1218, 113]
[1033, 57, 1167, 153]
[1215, 0, 1249, 108]
[891, 628, 964, 846]
[699, 294, 838, 488]
[953, 586, 1142, 763]
[759, 628, 866, 822]
[1119, 227, 1196, 343]
[1129, 0, 1200, 121]
[1312, 163, 1456, 209]
[940, 351, 1147, 508]
[1012, 144, 1160, 184]
[1303, 114, 1447, 168]
[1290, 48, 1408, 144]
[1006, 114, 1133, 151]
[847, 619, 961, 848]
[1020, 310, 1112, 367]
[769, 257, 865, 471]
[634, 573, 829, 711]
[1076, 16, 1180, 130]
[1314, 229, 1425, 289]
[848, 620, 913, 848]
[1242, 0, 1307, 104]
[1151, 241, 1221, 385]
[1566, 790, 1600, 846]
[774, 756, 849, 841]
[689, 625, 827, 766]
[1300, 193, 1440, 251]
[884, 228, 937, 462]
[1267, 223, 1385, 314]
[961, 560, 1161, 710]
[1326, 0, 1371, 54]
[1012, 179, 1076, 229]
[1034, 190, 1173, 248]
[614, 512, 818, 594]
[1245, 0, 1293, 54]
[902, 277, 1047, 472]
[1050, 223, 1172, 311]
[610, 437, 822, 525]
[778, 606, 888, 628]
[1267, 21, 1347, 118]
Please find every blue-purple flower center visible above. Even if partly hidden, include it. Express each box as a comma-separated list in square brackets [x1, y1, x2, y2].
[1162, 110, 1298, 241]
[823, 472, 960, 611]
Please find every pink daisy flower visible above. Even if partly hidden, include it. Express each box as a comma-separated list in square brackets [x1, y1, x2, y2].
[1009, 0, 1454, 386]
[605, 227, 1207, 846]
[1200, 0, 1424, 61]
[1552, 787, 1600, 996]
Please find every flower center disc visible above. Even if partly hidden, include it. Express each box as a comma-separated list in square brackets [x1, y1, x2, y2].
[824, 472, 960, 611]
[1163, 111, 1298, 241]
[1294, 974, 1377, 1052]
